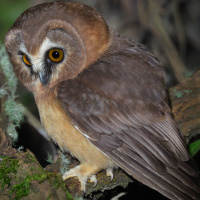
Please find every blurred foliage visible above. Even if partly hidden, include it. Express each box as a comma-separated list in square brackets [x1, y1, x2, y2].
[189, 139, 200, 157]
[0, 0, 29, 42]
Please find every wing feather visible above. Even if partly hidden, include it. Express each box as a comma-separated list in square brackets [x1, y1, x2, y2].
[108, 150, 195, 200]
[57, 34, 200, 199]
[124, 128, 178, 168]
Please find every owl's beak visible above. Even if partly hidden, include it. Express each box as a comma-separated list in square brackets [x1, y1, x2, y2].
[39, 71, 48, 86]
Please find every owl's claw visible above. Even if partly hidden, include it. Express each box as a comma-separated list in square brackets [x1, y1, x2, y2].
[80, 177, 87, 192]
[62, 165, 113, 191]
[62, 164, 101, 191]
[106, 168, 113, 180]
[89, 175, 97, 187]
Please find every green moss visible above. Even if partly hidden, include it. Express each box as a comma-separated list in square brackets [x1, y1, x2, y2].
[0, 155, 9, 159]
[23, 152, 37, 164]
[48, 174, 73, 200]
[0, 158, 19, 188]
[10, 172, 73, 200]
[46, 194, 52, 200]
[66, 190, 73, 200]
[51, 175, 62, 189]
[1, 153, 72, 200]
[11, 174, 48, 200]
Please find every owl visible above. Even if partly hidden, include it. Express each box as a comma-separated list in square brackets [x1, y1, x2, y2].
[5, 2, 200, 200]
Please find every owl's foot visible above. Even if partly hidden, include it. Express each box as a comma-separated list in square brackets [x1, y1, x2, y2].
[106, 168, 113, 180]
[62, 163, 100, 191]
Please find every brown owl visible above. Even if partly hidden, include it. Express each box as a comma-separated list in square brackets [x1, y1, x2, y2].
[5, 2, 200, 200]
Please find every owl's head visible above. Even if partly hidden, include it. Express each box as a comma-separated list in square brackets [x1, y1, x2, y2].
[5, 2, 110, 93]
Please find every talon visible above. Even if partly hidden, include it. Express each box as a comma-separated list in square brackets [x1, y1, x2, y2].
[62, 166, 80, 180]
[90, 175, 97, 187]
[80, 177, 87, 192]
[106, 168, 113, 180]
[61, 163, 100, 192]
[62, 171, 71, 180]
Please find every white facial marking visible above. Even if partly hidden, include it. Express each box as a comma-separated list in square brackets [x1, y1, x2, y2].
[32, 38, 60, 72]
[19, 43, 31, 57]
[20, 38, 64, 73]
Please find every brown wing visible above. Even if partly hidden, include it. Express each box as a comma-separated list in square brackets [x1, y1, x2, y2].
[57, 35, 200, 200]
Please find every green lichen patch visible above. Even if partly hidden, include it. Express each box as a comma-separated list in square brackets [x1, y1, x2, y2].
[46, 152, 54, 164]
[59, 151, 70, 175]
[183, 89, 192, 94]
[11, 173, 73, 200]
[171, 89, 184, 98]
[171, 88, 192, 98]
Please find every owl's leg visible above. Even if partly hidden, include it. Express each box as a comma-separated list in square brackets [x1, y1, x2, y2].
[62, 163, 101, 191]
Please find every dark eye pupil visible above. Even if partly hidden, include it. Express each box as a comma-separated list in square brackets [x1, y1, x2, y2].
[26, 56, 31, 63]
[52, 51, 59, 58]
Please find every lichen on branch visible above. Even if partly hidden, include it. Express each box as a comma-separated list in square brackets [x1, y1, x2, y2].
[0, 44, 24, 141]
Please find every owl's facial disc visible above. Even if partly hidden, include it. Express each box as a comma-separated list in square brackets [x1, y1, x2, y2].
[20, 38, 65, 86]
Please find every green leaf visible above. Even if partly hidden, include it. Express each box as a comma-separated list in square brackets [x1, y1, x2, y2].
[189, 139, 200, 157]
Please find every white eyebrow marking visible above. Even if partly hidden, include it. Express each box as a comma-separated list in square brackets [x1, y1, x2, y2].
[19, 43, 31, 57]
[32, 38, 59, 72]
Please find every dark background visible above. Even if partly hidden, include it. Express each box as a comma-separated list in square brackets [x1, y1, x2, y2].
[1, 0, 200, 116]
[1, 0, 200, 199]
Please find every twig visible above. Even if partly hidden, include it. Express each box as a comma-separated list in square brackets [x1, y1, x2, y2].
[145, 0, 188, 82]
[22, 106, 50, 140]
[172, 1, 186, 59]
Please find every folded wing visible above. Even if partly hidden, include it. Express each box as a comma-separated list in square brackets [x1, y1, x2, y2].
[57, 39, 200, 200]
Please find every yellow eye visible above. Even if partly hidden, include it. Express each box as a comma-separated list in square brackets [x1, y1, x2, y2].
[48, 48, 64, 63]
[22, 54, 31, 67]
